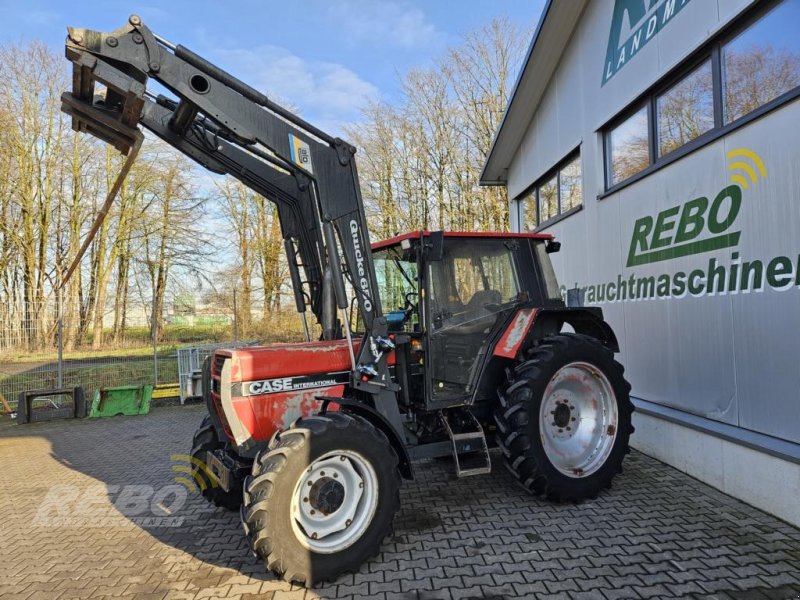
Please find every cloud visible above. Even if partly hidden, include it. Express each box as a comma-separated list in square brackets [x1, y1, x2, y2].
[325, 0, 439, 50]
[213, 45, 380, 134]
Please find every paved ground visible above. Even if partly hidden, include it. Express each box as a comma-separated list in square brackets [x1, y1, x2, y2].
[1, 405, 799, 600]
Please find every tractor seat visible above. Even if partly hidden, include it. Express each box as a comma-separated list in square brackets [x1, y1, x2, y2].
[447, 289, 502, 334]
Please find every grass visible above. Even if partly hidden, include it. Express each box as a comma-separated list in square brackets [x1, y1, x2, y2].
[2, 324, 233, 363]
[0, 356, 179, 409]
[4, 344, 178, 364]
[2, 314, 311, 364]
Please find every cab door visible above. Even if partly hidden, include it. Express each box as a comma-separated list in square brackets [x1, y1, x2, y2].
[425, 238, 522, 409]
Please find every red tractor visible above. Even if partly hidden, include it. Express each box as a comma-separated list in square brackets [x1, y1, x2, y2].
[63, 16, 633, 586]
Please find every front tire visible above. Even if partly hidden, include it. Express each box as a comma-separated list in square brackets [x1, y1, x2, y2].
[241, 412, 401, 586]
[495, 333, 633, 502]
[190, 415, 242, 511]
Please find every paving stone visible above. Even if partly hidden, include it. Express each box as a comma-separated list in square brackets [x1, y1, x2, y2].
[2, 405, 800, 600]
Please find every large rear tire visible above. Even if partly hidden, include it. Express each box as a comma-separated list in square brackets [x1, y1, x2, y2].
[494, 333, 633, 502]
[190, 415, 242, 511]
[241, 412, 400, 586]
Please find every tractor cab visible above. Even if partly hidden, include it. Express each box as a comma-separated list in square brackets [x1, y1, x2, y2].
[369, 232, 563, 410]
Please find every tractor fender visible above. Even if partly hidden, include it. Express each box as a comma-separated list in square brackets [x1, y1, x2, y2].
[533, 307, 620, 352]
[320, 396, 414, 480]
[472, 306, 621, 404]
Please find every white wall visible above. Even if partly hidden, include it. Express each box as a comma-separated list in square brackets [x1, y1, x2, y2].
[503, 0, 800, 523]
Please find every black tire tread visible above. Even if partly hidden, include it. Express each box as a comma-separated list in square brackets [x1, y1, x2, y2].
[494, 333, 634, 503]
[242, 411, 401, 586]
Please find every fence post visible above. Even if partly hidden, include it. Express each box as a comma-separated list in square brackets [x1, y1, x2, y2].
[152, 284, 159, 386]
[57, 280, 63, 389]
[233, 288, 238, 342]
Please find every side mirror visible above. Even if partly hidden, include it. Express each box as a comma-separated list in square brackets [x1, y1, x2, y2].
[545, 240, 561, 254]
[424, 231, 444, 261]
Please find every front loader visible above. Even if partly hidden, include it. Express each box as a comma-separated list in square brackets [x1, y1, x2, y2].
[62, 16, 634, 586]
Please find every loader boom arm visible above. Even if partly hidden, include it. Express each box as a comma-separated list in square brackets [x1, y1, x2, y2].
[62, 15, 394, 393]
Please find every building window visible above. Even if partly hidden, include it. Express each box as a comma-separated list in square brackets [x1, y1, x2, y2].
[603, 0, 800, 192]
[538, 175, 558, 223]
[657, 59, 714, 157]
[559, 154, 582, 211]
[519, 190, 538, 231]
[722, 0, 800, 124]
[607, 106, 649, 187]
[518, 149, 582, 230]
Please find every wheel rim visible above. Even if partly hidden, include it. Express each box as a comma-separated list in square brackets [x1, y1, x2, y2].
[290, 450, 379, 554]
[538, 361, 619, 478]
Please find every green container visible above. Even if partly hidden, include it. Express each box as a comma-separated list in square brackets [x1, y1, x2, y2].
[89, 385, 153, 418]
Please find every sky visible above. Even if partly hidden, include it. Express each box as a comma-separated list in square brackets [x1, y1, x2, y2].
[0, 0, 545, 134]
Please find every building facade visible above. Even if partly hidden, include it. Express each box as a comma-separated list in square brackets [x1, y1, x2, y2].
[482, 0, 800, 525]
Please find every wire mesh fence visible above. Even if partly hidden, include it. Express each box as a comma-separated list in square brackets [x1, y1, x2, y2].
[0, 287, 313, 413]
[0, 294, 241, 412]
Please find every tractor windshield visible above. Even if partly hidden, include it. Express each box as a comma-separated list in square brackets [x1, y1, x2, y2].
[372, 246, 419, 332]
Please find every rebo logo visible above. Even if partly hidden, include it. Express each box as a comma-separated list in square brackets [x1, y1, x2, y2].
[626, 148, 767, 268]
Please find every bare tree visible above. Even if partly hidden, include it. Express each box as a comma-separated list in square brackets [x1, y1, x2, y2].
[216, 179, 256, 336]
[0, 42, 66, 349]
[352, 18, 530, 239]
[138, 148, 207, 342]
[251, 196, 285, 316]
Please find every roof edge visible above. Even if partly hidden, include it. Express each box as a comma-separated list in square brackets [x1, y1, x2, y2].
[480, 0, 587, 186]
[480, 0, 553, 186]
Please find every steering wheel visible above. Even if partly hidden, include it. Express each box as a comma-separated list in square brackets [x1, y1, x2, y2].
[403, 291, 419, 315]
[484, 299, 518, 313]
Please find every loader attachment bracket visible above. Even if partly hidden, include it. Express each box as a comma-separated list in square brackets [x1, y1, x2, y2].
[63, 45, 146, 153]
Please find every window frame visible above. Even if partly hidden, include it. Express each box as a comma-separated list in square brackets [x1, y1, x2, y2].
[516, 147, 583, 232]
[600, 0, 800, 197]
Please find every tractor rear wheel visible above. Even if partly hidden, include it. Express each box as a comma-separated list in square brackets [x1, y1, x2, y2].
[190, 415, 242, 511]
[495, 333, 633, 502]
[241, 412, 401, 586]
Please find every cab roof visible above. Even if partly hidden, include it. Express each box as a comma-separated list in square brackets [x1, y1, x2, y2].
[371, 230, 553, 251]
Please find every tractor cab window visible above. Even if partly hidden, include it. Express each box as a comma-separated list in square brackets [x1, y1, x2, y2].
[372, 246, 419, 333]
[428, 240, 520, 332]
[427, 238, 521, 406]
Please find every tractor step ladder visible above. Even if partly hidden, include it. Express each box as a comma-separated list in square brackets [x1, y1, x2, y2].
[440, 410, 491, 477]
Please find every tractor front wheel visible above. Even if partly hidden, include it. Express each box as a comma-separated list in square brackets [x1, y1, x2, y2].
[241, 412, 400, 586]
[495, 333, 633, 502]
